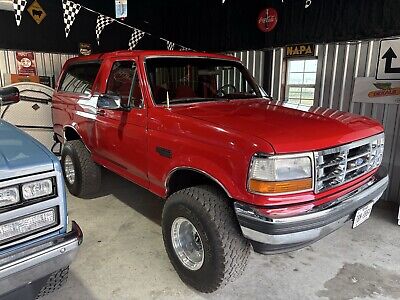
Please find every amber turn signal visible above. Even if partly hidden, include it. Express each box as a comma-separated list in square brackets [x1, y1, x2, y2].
[249, 178, 312, 194]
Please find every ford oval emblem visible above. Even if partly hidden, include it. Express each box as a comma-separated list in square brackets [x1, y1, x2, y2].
[355, 158, 364, 166]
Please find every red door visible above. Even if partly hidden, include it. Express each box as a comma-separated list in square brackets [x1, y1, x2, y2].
[93, 57, 149, 189]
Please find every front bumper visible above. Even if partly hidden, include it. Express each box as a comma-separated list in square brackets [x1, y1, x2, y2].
[235, 170, 389, 254]
[0, 221, 83, 296]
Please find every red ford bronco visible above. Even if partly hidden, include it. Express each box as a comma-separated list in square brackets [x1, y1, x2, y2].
[52, 50, 388, 292]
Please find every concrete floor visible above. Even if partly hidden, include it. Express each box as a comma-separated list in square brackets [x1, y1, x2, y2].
[43, 170, 400, 300]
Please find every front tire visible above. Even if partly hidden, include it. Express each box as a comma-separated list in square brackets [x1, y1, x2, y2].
[35, 267, 69, 299]
[61, 140, 101, 197]
[162, 185, 250, 293]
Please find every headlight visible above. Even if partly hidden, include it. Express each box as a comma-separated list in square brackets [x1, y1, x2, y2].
[248, 154, 313, 194]
[0, 186, 20, 208]
[22, 179, 53, 200]
[0, 209, 57, 243]
[369, 136, 385, 169]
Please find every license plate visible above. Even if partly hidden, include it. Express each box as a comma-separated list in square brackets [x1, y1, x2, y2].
[353, 202, 374, 228]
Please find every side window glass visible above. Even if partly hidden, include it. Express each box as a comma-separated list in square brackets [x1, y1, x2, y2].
[60, 63, 100, 94]
[106, 61, 143, 108]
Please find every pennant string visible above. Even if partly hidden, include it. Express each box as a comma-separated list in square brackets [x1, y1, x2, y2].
[64, 1, 192, 50]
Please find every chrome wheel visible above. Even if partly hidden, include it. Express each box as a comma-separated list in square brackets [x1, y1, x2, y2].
[64, 155, 76, 185]
[171, 217, 204, 271]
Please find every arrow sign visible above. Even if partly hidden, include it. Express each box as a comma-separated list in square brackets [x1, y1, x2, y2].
[377, 39, 400, 80]
[382, 47, 400, 74]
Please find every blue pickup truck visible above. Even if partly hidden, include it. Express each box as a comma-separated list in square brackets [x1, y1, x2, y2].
[0, 87, 82, 299]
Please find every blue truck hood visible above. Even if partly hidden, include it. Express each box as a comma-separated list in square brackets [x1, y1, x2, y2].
[0, 120, 54, 180]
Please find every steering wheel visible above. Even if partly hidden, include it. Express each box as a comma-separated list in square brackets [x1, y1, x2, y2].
[217, 84, 237, 96]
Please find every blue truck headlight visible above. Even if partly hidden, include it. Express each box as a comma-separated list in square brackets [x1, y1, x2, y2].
[0, 186, 20, 208]
[0, 209, 57, 243]
[22, 179, 53, 200]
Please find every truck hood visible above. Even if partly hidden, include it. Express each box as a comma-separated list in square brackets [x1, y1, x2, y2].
[172, 99, 384, 153]
[0, 120, 54, 181]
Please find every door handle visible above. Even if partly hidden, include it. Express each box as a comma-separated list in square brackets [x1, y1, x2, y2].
[97, 109, 106, 116]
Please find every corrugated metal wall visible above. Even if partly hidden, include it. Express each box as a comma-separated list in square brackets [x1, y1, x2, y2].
[266, 41, 400, 203]
[229, 51, 265, 86]
[0, 50, 76, 87]
[0, 50, 76, 149]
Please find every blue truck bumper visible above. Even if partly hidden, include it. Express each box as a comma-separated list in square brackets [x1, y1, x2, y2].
[0, 221, 82, 298]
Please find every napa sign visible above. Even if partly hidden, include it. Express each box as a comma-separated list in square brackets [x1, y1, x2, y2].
[285, 44, 315, 58]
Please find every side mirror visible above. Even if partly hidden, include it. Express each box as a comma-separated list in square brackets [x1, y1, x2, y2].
[0, 87, 20, 106]
[97, 94, 122, 110]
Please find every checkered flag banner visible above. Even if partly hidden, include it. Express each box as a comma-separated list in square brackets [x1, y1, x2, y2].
[128, 28, 145, 50]
[13, 0, 27, 26]
[62, 0, 81, 38]
[96, 14, 114, 45]
[180, 46, 190, 51]
[166, 41, 175, 51]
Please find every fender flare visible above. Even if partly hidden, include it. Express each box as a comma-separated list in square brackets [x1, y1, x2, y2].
[63, 124, 83, 141]
[165, 166, 235, 198]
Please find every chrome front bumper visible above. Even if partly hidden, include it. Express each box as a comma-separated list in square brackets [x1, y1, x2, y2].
[235, 170, 389, 254]
[0, 221, 83, 296]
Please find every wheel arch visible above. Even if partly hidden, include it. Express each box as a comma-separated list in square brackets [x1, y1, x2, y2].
[63, 125, 83, 142]
[62, 125, 93, 155]
[165, 167, 233, 198]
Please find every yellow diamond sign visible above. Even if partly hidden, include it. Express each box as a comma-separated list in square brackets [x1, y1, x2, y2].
[27, 0, 46, 25]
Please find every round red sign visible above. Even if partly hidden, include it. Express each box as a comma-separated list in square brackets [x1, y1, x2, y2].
[257, 8, 278, 33]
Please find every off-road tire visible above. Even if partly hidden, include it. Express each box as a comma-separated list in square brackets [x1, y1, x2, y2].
[162, 185, 250, 293]
[35, 267, 69, 299]
[61, 140, 101, 197]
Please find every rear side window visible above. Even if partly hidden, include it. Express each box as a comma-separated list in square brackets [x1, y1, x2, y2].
[59, 63, 100, 94]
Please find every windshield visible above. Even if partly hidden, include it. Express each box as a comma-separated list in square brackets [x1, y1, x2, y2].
[145, 57, 265, 105]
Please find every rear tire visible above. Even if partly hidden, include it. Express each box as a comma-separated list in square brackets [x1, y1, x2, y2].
[162, 185, 250, 293]
[35, 267, 69, 299]
[61, 140, 101, 197]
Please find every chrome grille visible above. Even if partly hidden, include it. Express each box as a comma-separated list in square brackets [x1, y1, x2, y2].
[315, 134, 385, 193]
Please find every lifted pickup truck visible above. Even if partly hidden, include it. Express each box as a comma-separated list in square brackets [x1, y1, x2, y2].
[0, 87, 82, 299]
[52, 50, 388, 292]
